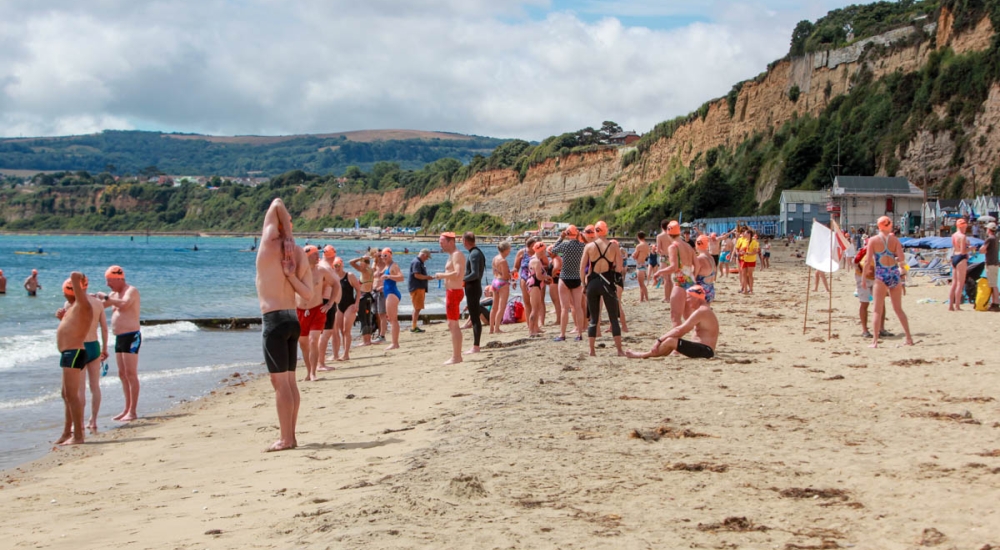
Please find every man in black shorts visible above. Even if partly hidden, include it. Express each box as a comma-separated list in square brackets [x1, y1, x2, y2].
[626, 285, 719, 360]
[256, 199, 313, 452]
[55, 273, 93, 445]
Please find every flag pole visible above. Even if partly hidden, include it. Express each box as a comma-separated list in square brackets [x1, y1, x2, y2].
[828, 219, 834, 340]
[803, 265, 812, 334]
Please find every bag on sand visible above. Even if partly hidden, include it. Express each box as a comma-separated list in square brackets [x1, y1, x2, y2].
[975, 278, 991, 311]
[503, 297, 525, 324]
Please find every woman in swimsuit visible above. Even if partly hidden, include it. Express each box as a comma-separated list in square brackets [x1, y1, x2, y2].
[527, 242, 550, 337]
[371, 250, 387, 342]
[553, 226, 587, 341]
[490, 241, 512, 335]
[349, 255, 376, 346]
[380, 248, 405, 350]
[331, 258, 361, 361]
[580, 223, 624, 357]
[547, 247, 562, 329]
[511, 236, 538, 334]
[950, 219, 970, 312]
[865, 216, 914, 348]
[694, 235, 717, 305]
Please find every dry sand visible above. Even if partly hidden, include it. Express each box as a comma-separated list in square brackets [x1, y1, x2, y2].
[3, 242, 999, 549]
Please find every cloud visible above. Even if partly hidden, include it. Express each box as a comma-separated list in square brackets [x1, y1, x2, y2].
[0, 0, 858, 140]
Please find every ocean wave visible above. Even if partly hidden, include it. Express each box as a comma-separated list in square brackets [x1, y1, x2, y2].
[0, 321, 201, 372]
[0, 361, 261, 410]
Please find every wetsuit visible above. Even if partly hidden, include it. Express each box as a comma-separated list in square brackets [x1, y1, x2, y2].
[586, 242, 621, 338]
[358, 292, 375, 335]
[338, 274, 356, 314]
[464, 245, 486, 348]
[262, 310, 300, 373]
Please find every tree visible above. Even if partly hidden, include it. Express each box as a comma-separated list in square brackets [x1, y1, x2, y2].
[599, 121, 623, 143]
[789, 20, 814, 57]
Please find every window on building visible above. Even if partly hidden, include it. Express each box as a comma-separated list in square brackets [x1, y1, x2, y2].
[788, 203, 797, 213]
[803, 203, 811, 213]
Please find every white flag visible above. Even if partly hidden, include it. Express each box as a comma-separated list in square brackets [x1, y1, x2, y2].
[806, 220, 840, 273]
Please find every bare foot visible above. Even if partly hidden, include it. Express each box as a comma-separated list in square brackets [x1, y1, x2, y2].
[318, 365, 335, 372]
[868, 342, 879, 348]
[464, 347, 480, 355]
[385, 344, 399, 350]
[58, 436, 85, 446]
[87, 422, 98, 433]
[340, 355, 349, 361]
[119, 414, 137, 422]
[904, 339, 915, 346]
[54, 432, 72, 445]
[112, 411, 127, 421]
[617, 350, 626, 357]
[495, 329, 504, 334]
[625, 350, 643, 358]
[443, 357, 463, 365]
[264, 440, 294, 452]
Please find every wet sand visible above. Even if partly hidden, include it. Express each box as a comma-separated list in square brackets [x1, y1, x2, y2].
[2, 242, 998, 549]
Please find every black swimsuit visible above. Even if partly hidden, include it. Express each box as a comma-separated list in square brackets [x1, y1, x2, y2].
[586, 243, 622, 338]
[338, 274, 356, 313]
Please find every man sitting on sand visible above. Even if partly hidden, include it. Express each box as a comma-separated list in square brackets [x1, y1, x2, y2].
[256, 198, 313, 452]
[55, 272, 94, 445]
[626, 285, 718, 360]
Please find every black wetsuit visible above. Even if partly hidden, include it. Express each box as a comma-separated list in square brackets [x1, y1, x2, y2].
[358, 292, 375, 335]
[464, 245, 486, 347]
[586, 242, 621, 338]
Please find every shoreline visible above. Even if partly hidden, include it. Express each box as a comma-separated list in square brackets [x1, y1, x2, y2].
[2, 247, 998, 548]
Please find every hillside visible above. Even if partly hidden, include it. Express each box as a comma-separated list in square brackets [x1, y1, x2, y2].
[0, 130, 505, 177]
[3, 0, 1000, 234]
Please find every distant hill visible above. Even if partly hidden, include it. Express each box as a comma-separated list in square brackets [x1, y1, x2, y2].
[0, 129, 507, 177]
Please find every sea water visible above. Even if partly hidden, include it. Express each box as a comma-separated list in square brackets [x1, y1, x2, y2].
[0, 234, 513, 469]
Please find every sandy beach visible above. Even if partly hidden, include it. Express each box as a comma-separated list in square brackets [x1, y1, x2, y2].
[3, 242, 999, 549]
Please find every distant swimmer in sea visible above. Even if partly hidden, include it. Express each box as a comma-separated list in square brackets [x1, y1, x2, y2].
[626, 285, 719, 360]
[95, 265, 142, 422]
[0, 269, 6, 294]
[54, 272, 94, 445]
[256, 198, 313, 452]
[56, 275, 108, 433]
[24, 269, 41, 297]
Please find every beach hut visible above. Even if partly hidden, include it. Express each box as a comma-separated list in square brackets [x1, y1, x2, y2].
[779, 190, 830, 237]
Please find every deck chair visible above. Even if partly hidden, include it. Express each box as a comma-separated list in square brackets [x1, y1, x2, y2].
[909, 257, 948, 277]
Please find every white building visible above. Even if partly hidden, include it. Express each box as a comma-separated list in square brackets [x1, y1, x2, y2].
[832, 176, 924, 233]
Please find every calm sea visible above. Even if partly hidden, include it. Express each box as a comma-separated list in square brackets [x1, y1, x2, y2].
[0, 234, 517, 470]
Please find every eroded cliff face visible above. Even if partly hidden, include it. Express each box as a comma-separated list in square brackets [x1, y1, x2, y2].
[313, 10, 996, 224]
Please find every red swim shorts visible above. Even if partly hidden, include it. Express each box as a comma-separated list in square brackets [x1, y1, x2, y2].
[446, 288, 464, 321]
[743, 261, 756, 268]
[296, 305, 327, 333]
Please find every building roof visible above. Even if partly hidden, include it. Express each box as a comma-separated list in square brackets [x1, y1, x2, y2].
[937, 199, 962, 208]
[780, 190, 829, 203]
[833, 176, 921, 195]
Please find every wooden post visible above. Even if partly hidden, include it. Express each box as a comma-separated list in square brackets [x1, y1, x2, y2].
[803, 266, 812, 334]
[828, 220, 834, 340]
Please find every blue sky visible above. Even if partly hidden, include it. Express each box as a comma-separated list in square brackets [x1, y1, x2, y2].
[0, 0, 860, 139]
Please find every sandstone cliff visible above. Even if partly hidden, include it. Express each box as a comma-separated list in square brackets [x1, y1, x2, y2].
[317, 8, 997, 225]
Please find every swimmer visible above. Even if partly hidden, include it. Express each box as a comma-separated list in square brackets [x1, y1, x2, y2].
[57, 275, 108, 433]
[654, 221, 696, 328]
[490, 242, 512, 335]
[865, 216, 914, 348]
[380, 248, 404, 351]
[297, 246, 335, 381]
[55, 273, 94, 445]
[949, 219, 969, 311]
[256, 199, 312, 451]
[553, 226, 586, 341]
[527, 241, 550, 337]
[434, 232, 466, 365]
[581, 221, 624, 357]
[94, 266, 142, 422]
[693, 235, 717, 306]
[463, 233, 486, 354]
[626, 285, 719, 360]
[0, 269, 6, 294]
[349, 255, 376, 345]
[633, 231, 650, 303]
[655, 220, 674, 302]
[511, 236, 539, 334]
[318, 245, 340, 369]
[330, 258, 361, 362]
[24, 269, 41, 297]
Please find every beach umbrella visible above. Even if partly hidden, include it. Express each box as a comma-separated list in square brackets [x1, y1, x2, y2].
[978, 215, 996, 223]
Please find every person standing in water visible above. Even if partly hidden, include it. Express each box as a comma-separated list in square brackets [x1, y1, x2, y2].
[54, 272, 93, 445]
[24, 269, 41, 297]
[255, 198, 312, 452]
[0, 269, 7, 294]
[434, 232, 465, 365]
[94, 266, 142, 422]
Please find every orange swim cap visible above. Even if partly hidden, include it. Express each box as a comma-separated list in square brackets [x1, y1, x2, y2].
[584, 224, 596, 235]
[440, 232, 456, 240]
[323, 245, 336, 259]
[303, 245, 319, 257]
[381, 247, 393, 256]
[956, 218, 968, 228]
[595, 221, 608, 237]
[533, 242, 547, 253]
[62, 278, 75, 298]
[105, 265, 125, 279]
[877, 216, 892, 231]
[565, 225, 579, 237]
[687, 285, 707, 302]
[668, 221, 681, 236]
[696, 235, 710, 251]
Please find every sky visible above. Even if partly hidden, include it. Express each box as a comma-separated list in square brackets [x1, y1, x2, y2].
[0, 0, 862, 140]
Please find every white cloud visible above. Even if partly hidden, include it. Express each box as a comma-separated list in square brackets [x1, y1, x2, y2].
[0, 0, 858, 140]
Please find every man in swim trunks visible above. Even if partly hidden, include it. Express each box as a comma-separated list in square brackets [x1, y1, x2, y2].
[408, 249, 432, 333]
[24, 269, 41, 297]
[57, 276, 109, 433]
[708, 233, 721, 266]
[300, 245, 337, 378]
[626, 285, 718, 360]
[256, 198, 313, 452]
[318, 245, 340, 369]
[632, 232, 650, 303]
[655, 221, 697, 328]
[55, 272, 94, 445]
[94, 265, 142, 422]
[463, 232, 486, 354]
[434, 232, 466, 365]
[0, 269, 6, 294]
[655, 220, 675, 302]
[949, 219, 969, 312]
